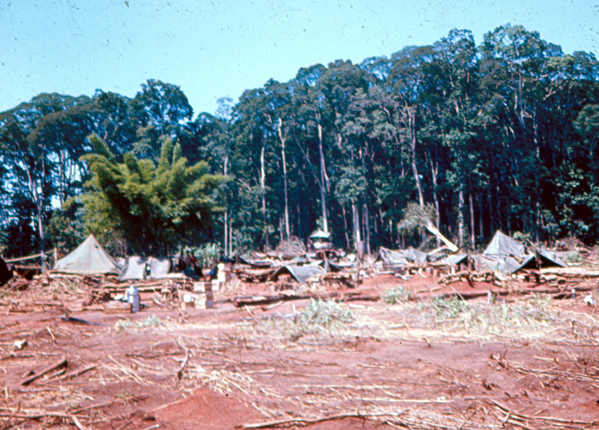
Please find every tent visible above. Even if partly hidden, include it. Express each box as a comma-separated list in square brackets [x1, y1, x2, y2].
[483, 231, 525, 257]
[54, 235, 123, 275]
[271, 265, 326, 285]
[118, 256, 173, 281]
[436, 253, 468, 266]
[377, 247, 429, 265]
[473, 254, 522, 274]
[510, 250, 567, 273]
[0, 256, 13, 285]
[476, 233, 568, 274]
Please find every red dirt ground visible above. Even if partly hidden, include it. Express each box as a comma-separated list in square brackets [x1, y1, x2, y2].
[1, 274, 599, 429]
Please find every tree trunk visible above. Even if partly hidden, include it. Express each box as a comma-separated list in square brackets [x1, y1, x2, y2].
[296, 195, 301, 242]
[260, 143, 269, 250]
[469, 191, 475, 250]
[458, 187, 464, 248]
[26, 158, 46, 272]
[318, 123, 329, 233]
[277, 119, 290, 241]
[496, 186, 502, 233]
[224, 155, 228, 255]
[352, 203, 361, 250]
[408, 108, 424, 207]
[229, 216, 233, 256]
[341, 204, 351, 249]
[429, 155, 440, 248]
[489, 192, 494, 233]
[363, 202, 370, 255]
[479, 193, 484, 239]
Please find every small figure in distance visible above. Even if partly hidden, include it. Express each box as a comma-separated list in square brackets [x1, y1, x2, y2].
[183, 249, 202, 280]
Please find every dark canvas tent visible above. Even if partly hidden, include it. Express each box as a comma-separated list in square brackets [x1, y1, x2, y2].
[118, 256, 173, 281]
[54, 235, 123, 275]
[0, 256, 13, 285]
[511, 250, 567, 273]
[271, 265, 326, 285]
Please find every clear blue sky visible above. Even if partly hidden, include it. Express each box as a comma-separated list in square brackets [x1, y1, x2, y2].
[1, 0, 597, 116]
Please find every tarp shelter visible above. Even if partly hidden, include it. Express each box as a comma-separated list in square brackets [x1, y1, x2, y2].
[483, 231, 525, 257]
[54, 235, 123, 275]
[473, 254, 522, 274]
[378, 247, 429, 265]
[510, 250, 567, 273]
[271, 265, 326, 285]
[437, 254, 468, 266]
[0, 256, 13, 285]
[118, 256, 173, 281]
[477, 231, 568, 274]
[309, 230, 331, 240]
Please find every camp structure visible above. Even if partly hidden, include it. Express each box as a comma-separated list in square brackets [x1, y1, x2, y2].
[310, 230, 331, 240]
[483, 231, 526, 257]
[118, 256, 173, 281]
[309, 230, 333, 251]
[511, 249, 567, 273]
[271, 265, 326, 285]
[53, 235, 123, 275]
[475, 231, 567, 274]
[377, 247, 429, 266]
[0, 256, 13, 286]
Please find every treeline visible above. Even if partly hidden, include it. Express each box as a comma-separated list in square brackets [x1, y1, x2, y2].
[1, 24, 599, 258]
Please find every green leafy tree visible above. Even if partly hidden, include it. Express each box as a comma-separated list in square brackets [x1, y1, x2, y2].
[81, 134, 225, 256]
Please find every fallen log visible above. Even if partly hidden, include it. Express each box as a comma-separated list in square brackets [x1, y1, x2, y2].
[238, 412, 392, 429]
[429, 284, 595, 301]
[233, 291, 381, 307]
[21, 357, 67, 386]
[56, 364, 99, 381]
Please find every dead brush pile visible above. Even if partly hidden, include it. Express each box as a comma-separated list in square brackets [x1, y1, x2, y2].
[273, 236, 306, 258]
[379, 293, 599, 343]
[0, 273, 100, 312]
[255, 298, 355, 341]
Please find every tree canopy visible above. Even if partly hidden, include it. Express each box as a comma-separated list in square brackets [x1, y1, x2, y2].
[81, 134, 224, 256]
[1, 24, 599, 257]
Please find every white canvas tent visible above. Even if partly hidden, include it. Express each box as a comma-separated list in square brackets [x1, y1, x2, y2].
[483, 231, 525, 257]
[377, 247, 429, 265]
[118, 256, 172, 281]
[54, 235, 123, 275]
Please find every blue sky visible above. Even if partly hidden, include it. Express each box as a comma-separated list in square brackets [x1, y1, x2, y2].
[1, 0, 597, 116]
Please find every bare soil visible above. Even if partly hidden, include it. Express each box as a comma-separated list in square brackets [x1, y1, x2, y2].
[1, 275, 599, 429]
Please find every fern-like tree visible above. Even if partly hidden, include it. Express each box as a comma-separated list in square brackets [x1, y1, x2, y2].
[81, 134, 225, 256]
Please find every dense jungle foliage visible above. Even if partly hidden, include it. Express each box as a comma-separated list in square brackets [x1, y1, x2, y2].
[1, 24, 599, 258]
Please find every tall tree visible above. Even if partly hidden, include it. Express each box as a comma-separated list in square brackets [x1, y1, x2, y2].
[81, 134, 224, 256]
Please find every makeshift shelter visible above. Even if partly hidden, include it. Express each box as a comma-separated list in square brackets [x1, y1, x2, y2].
[53, 235, 123, 275]
[477, 232, 567, 274]
[309, 230, 331, 240]
[437, 254, 468, 266]
[473, 254, 522, 274]
[118, 256, 173, 281]
[483, 231, 525, 257]
[309, 230, 333, 251]
[271, 265, 326, 285]
[510, 250, 567, 273]
[0, 256, 13, 285]
[377, 247, 429, 265]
